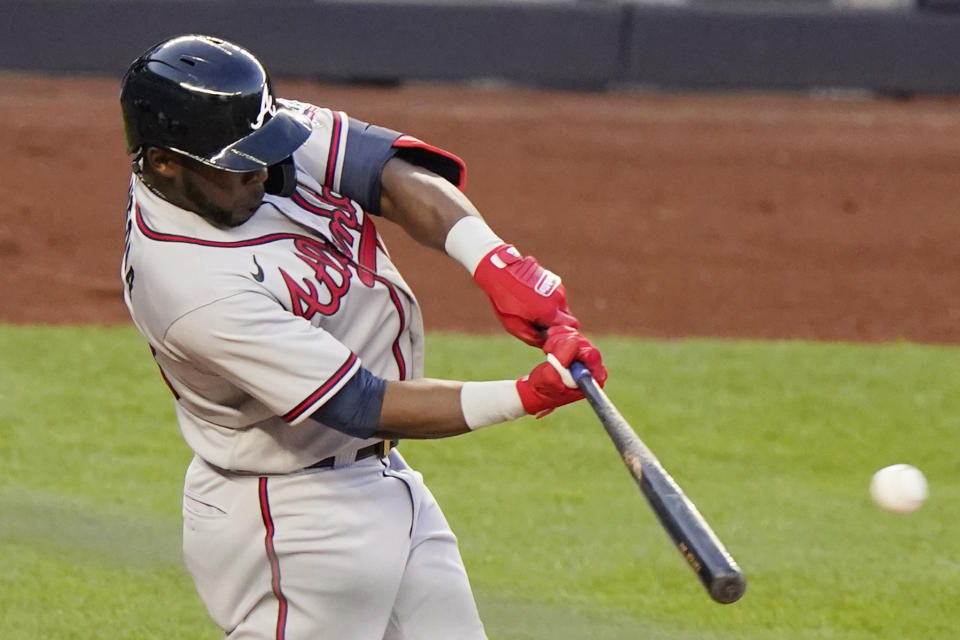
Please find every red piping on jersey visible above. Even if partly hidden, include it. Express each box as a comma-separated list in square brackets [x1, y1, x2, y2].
[289, 190, 329, 217]
[356, 215, 378, 288]
[325, 111, 343, 188]
[258, 478, 289, 640]
[369, 274, 408, 380]
[135, 205, 304, 247]
[283, 353, 359, 422]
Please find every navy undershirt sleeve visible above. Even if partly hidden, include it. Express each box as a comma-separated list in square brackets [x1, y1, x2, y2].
[309, 367, 387, 439]
[340, 118, 401, 215]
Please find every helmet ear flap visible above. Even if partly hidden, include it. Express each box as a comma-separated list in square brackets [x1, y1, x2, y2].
[265, 156, 297, 197]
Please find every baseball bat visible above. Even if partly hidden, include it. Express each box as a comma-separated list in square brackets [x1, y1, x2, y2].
[569, 361, 746, 604]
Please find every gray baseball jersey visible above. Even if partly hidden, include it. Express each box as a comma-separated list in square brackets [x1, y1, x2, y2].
[122, 100, 462, 474]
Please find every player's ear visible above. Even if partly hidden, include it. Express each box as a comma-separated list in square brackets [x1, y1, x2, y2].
[144, 147, 180, 178]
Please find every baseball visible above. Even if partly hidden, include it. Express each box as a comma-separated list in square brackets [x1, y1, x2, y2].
[869, 464, 928, 514]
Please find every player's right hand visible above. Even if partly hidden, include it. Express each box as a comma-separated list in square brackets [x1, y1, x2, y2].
[516, 326, 607, 418]
[473, 244, 580, 347]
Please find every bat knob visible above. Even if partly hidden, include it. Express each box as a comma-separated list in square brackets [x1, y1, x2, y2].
[569, 360, 592, 383]
[710, 573, 747, 604]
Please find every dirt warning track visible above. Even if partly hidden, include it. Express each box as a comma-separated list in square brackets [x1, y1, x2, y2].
[3, 74, 959, 343]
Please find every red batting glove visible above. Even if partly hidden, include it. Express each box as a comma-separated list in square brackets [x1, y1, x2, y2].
[516, 326, 607, 418]
[473, 244, 580, 347]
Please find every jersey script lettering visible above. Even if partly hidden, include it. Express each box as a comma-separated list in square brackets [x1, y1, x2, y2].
[293, 186, 379, 286]
[280, 237, 353, 320]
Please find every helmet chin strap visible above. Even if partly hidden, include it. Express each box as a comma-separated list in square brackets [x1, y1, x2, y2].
[265, 156, 297, 198]
[132, 148, 172, 202]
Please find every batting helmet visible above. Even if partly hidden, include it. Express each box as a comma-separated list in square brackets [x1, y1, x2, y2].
[120, 34, 311, 174]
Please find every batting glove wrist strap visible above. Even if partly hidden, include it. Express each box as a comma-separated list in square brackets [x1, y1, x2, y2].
[444, 216, 504, 275]
[460, 380, 527, 430]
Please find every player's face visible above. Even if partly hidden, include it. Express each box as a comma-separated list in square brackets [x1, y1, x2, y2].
[176, 157, 269, 228]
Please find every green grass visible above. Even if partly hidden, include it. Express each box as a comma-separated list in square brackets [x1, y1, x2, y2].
[1, 326, 958, 639]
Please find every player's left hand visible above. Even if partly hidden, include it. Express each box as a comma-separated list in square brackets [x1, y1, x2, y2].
[516, 326, 607, 418]
[542, 325, 607, 387]
[473, 244, 580, 347]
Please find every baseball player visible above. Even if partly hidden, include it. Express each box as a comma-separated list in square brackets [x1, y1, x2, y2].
[119, 34, 606, 640]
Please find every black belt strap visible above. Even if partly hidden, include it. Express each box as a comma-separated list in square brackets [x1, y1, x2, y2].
[305, 440, 396, 470]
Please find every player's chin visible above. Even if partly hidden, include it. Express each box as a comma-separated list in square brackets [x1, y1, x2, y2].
[239, 189, 265, 217]
[232, 205, 260, 226]
[220, 200, 261, 227]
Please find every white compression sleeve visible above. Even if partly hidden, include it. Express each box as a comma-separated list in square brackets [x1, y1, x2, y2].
[460, 380, 528, 430]
[444, 216, 505, 275]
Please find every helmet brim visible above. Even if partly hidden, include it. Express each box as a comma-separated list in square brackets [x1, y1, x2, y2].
[179, 108, 312, 172]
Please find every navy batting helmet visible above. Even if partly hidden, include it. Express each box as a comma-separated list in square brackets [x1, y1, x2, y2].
[120, 34, 311, 174]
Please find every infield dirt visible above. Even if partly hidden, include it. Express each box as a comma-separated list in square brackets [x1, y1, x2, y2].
[3, 73, 959, 343]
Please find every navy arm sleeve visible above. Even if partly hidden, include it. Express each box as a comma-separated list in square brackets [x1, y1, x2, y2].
[341, 118, 401, 215]
[340, 118, 467, 215]
[309, 366, 386, 439]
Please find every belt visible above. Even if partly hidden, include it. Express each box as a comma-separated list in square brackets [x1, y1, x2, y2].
[305, 440, 396, 470]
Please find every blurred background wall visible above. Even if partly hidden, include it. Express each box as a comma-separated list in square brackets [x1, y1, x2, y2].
[2, 0, 960, 95]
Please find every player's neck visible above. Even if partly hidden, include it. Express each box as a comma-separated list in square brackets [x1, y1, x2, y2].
[138, 172, 251, 229]
[139, 173, 189, 214]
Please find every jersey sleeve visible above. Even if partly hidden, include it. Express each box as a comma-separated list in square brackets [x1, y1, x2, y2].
[284, 100, 466, 214]
[163, 290, 361, 425]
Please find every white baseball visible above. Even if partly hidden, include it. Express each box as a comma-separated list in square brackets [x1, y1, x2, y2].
[869, 464, 928, 514]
